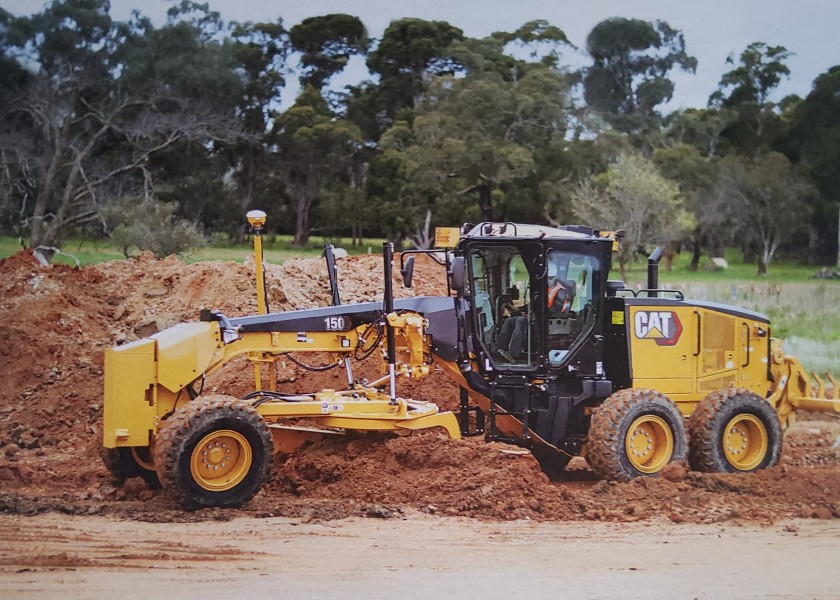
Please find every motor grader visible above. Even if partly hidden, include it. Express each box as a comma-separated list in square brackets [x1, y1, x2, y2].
[101, 213, 840, 509]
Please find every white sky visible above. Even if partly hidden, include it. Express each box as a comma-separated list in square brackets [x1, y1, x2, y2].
[5, 0, 839, 112]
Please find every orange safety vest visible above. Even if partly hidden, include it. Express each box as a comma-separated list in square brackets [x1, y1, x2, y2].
[548, 282, 570, 312]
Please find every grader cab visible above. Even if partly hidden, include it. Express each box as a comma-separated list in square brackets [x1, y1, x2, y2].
[101, 215, 839, 509]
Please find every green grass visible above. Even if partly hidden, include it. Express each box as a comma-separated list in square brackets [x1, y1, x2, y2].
[618, 247, 833, 286]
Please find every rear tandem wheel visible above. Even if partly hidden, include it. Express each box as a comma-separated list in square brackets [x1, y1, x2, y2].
[154, 395, 274, 510]
[688, 389, 782, 473]
[586, 388, 687, 481]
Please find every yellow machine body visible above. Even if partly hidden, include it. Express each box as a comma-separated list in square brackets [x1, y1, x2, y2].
[623, 301, 838, 426]
[102, 313, 460, 451]
[627, 304, 771, 414]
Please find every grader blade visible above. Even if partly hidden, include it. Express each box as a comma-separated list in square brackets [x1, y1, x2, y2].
[769, 349, 840, 427]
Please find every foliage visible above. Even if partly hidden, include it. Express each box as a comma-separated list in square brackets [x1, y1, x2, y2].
[289, 14, 368, 90]
[572, 153, 692, 279]
[270, 86, 363, 246]
[103, 197, 206, 257]
[780, 66, 840, 263]
[0, 0, 244, 262]
[709, 42, 792, 155]
[583, 18, 697, 134]
[0, 4, 837, 270]
[712, 152, 815, 274]
[354, 18, 464, 137]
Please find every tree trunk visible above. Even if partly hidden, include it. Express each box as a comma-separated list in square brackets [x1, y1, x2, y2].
[293, 195, 312, 247]
[757, 256, 767, 276]
[478, 185, 494, 222]
[689, 232, 702, 272]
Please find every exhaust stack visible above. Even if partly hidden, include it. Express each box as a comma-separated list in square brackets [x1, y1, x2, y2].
[647, 246, 663, 298]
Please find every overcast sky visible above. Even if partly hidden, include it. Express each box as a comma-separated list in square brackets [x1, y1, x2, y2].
[5, 0, 839, 112]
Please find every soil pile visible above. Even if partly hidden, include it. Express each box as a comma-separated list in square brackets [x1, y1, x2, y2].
[1, 250, 839, 524]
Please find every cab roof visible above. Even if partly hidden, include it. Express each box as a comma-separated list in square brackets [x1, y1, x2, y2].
[464, 222, 603, 240]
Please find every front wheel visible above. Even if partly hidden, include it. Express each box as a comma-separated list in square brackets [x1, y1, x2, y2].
[154, 395, 274, 510]
[586, 388, 687, 481]
[688, 389, 782, 473]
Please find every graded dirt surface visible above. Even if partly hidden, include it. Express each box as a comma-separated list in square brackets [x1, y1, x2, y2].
[1, 250, 840, 597]
[3, 513, 840, 600]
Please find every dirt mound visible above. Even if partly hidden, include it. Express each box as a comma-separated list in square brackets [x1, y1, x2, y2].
[1, 249, 839, 525]
[270, 431, 578, 521]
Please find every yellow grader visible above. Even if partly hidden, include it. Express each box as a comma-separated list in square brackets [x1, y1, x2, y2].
[101, 213, 840, 509]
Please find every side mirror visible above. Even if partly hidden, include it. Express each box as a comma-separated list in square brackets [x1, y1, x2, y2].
[448, 256, 466, 293]
[401, 255, 415, 288]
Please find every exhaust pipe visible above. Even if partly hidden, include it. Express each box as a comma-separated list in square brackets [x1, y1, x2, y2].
[647, 246, 663, 298]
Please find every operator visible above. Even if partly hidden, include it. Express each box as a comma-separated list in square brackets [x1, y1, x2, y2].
[497, 276, 575, 363]
[547, 276, 572, 314]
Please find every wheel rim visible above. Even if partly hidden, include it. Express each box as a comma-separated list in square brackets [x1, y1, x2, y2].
[190, 430, 252, 491]
[723, 414, 768, 471]
[625, 415, 674, 473]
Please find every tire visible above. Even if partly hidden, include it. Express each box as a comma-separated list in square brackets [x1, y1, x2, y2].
[688, 389, 782, 473]
[154, 395, 274, 510]
[100, 445, 161, 489]
[586, 388, 687, 481]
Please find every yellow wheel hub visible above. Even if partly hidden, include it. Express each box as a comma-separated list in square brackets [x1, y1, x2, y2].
[723, 414, 767, 471]
[190, 430, 252, 492]
[625, 415, 674, 473]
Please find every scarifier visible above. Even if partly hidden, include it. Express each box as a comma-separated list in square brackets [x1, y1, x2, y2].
[101, 213, 840, 509]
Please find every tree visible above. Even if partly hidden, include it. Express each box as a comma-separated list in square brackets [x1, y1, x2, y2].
[289, 14, 368, 92]
[350, 18, 464, 138]
[271, 86, 363, 246]
[664, 108, 737, 158]
[451, 19, 573, 78]
[572, 153, 692, 280]
[653, 144, 721, 270]
[397, 62, 574, 224]
[709, 42, 792, 156]
[780, 66, 840, 264]
[714, 152, 814, 274]
[0, 0, 243, 261]
[229, 19, 289, 238]
[583, 18, 697, 134]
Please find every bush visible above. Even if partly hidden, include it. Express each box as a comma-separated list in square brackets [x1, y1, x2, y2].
[104, 198, 206, 257]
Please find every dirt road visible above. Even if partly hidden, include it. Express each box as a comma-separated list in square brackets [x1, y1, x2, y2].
[2, 512, 839, 599]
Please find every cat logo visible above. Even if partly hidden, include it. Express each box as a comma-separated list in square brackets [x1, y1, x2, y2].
[634, 311, 683, 346]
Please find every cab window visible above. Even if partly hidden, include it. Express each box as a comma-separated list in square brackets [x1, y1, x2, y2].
[545, 251, 600, 366]
[469, 246, 537, 369]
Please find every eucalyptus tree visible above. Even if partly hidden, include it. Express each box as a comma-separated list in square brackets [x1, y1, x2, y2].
[583, 17, 697, 136]
[375, 21, 577, 237]
[780, 66, 840, 264]
[713, 152, 814, 274]
[572, 153, 692, 280]
[229, 18, 289, 236]
[347, 18, 464, 140]
[709, 42, 792, 156]
[0, 0, 243, 260]
[270, 86, 363, 247]
[289, 14, 368, 91]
